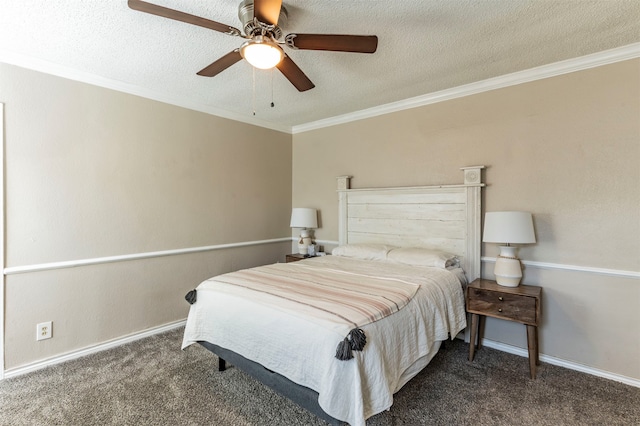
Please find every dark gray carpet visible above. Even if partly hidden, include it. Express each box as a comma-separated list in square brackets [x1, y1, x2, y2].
[1, 327, 638, 425]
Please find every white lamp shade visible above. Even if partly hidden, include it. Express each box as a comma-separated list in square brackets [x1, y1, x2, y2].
[290, 208, 317, 229]
[483, 211, 536, 244]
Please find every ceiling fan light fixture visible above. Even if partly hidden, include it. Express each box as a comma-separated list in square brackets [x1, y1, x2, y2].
[240, 36, 284, 69]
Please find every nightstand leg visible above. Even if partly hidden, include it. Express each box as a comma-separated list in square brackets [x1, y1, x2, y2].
[477, 315, 486, 350]
[535, 326, 540, 366]
[526, 325, 538, 379]
[469, 313, 479, 361]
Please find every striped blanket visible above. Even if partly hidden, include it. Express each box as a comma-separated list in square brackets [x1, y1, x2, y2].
[190, 260, 421, 360]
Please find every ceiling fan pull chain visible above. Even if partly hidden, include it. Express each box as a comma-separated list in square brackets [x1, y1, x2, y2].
[252, 67, 256, 116]
[271, 69, 275, 108]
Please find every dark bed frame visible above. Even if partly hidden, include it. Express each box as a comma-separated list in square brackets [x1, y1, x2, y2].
[199, 341, 342, 425]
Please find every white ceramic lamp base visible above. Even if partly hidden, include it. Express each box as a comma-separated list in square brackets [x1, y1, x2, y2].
[493, 246, 523, 287]
[297, 229, 312, 254]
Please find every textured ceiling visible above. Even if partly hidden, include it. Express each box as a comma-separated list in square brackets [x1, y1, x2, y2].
[1, 1, 640, 132]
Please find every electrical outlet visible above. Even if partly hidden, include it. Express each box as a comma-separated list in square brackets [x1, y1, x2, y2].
[36, 321, 52, 341]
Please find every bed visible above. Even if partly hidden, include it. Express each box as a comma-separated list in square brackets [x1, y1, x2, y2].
[182, 166, 485, 426]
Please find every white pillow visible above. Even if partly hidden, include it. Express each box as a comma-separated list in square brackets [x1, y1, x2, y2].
[331, 244, 397, 261]
[387, 247, 459, 268]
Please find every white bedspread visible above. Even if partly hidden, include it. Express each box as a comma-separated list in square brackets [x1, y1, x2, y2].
[182, 256, 467, 426]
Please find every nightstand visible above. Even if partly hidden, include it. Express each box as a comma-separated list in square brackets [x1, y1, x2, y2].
[285, 253, 307, 263]
[466, 278, 542, 379]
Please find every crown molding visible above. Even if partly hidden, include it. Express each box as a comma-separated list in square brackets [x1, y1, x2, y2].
[0, 50, 292, 134]
[292, 42, 640, 134]
[3, 43, 639, 136]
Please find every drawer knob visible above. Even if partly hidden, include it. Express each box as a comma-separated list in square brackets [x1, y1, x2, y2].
[498, 296, 504, 301]
[498, 308, 503, 312]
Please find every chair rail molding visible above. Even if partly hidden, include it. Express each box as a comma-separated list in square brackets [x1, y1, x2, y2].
[482, 257, 640, 279]
[3, 237, 292, 276]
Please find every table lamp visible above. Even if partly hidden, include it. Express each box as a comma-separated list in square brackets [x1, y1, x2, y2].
[483, 211, 536, 287]
[290, 208, 318, 254]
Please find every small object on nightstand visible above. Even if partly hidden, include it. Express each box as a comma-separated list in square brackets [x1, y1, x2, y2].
[286, 252, 328, 262]
[466, 278, 542, 379]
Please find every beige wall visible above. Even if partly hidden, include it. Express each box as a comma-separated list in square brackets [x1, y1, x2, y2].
[1, 63, 292, 369]
[292, 59, 640, 380]
[2, 58, 638, 381]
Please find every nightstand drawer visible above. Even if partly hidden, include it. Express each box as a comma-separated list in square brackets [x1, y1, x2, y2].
[467, 288, 537, 324]
[286, 254, 306, 263]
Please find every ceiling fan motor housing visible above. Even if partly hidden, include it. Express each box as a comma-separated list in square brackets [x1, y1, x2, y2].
[238, 0, 288, 38]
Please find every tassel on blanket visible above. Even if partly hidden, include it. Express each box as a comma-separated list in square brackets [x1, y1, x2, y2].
[348, 328, 366, 351]
[185, 289, 197, 305]
[335, 328, 367, 361]
[336, 337, 354, 360]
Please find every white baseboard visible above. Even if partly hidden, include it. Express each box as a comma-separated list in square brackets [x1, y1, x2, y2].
[3, 319, 638, 389]
[2, 319, 186, 380]
[480, 338, 640, 388]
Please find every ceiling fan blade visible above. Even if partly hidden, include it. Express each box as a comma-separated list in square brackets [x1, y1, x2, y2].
[128, 0, 241, 36]
[286, 34, 378, 53]
[276, 55, 315, 92]
[197, 50, 243, 77]
[253, 0, 283, 26]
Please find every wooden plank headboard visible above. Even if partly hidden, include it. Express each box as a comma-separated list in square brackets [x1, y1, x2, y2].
[337, 166, 485, 282]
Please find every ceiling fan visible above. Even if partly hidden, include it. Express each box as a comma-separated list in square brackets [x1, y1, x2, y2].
[128, 0, 378, 92]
